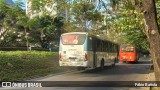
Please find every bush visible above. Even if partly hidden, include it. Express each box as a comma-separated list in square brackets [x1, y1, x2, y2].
[0, 51, 74, 81]
[0, 47, 49, 51]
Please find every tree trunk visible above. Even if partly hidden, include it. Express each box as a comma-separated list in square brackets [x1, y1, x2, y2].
[142, 0, 160, 81]
[25, 28, 29, 51]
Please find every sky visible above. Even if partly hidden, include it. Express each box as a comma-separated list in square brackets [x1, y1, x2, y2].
[11, 0, 109, 10]
[12, 0, 26, 9]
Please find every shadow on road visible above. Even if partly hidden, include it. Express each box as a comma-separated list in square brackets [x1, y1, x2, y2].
[136, 60, 152, 64]
[80, 60, 152, 76]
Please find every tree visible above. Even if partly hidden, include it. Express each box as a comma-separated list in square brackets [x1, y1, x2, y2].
[140, 0, 160, 81]
[110, 1, 148, 50]
[107, 0, 160, 81]
[0, 0, 26, 46]
[28, 0, 67, 18]
[16, 15, 30, 50]
[28, 15, 63, 48]
[54, 16, 64, 39]
[71, 1, 103, 31]
[0, 0, 13, 40]
[29, 0, 104, 31]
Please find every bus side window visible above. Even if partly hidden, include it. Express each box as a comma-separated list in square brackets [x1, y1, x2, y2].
[103, 41, 106, 52]
[88, 37, 93, 51]
[114, 45, 116, 52]
[100, 41, 103, 51]
[108, 43, 111, 52]
[96, 39, 101, 51]
[110, 43, 112, 52]
[103, 42, 105, 52]
[113, 44, 115, 52]
[92, 37, 97, 51]
[106, 42, 109, 52]
[104, 42, 107, 52]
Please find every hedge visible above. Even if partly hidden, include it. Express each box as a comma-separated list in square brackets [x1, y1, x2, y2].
[0, 47, 49, 51]
[0, 51, 74, 81]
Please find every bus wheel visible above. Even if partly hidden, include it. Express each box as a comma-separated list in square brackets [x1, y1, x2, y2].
[101, 59, 104, 70]
[112, 58, 116, 66]
[123, 61, 126, 63]
[135, 60, 138, 63]
[112, 61, 115, 67]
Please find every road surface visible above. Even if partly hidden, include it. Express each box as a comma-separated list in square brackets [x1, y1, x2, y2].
[0, 57, 152, 90]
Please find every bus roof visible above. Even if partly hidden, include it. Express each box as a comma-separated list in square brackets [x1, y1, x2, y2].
[120, 44, 136, 46]
[61, 32, 119, 45]
[61, 32, 88, 35]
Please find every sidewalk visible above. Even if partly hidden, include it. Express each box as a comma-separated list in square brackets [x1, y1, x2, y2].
[141, 56, 153, 90]
[148, 72, 158, 90]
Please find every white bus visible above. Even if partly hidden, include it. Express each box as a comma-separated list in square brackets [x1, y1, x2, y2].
[59, 32, 119, 69]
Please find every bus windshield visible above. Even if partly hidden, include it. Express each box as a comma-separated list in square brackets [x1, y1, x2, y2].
[61, 34, 86, 45]
[121, 45, 134, 52]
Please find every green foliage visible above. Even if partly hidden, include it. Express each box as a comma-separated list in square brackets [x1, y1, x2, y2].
[0, 0, 24, 28]
[1, 0, 156, 52]
[29, 0, 103, 32]
[71, 1, 103, 31]
[156, 0, 160, 25]
[29, 0, 61, 15]
[0, 0, 62, 48]
[0, 0, 26, 47]
[0, 0, 10, 18]
[17, 15, 29, 28]
[28, 15, 63, 48]
[0, 47, 48, 51]
[104, 0, 149, 51]
[28, 16, 40, 30]
[62, 22, 80, 33]
[0, 51, 73, 81]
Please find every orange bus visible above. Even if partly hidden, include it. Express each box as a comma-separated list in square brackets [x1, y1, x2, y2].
[119, 44, 139, 63]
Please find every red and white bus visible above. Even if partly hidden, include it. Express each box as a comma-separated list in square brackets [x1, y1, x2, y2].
[119, 44, 139, 63]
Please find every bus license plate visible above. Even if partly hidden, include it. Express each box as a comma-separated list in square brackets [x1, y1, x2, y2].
[69, 58, 76, 61]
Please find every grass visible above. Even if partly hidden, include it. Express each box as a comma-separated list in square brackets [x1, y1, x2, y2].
[151, 87, 158, 90]
[0, 51, 74, 81]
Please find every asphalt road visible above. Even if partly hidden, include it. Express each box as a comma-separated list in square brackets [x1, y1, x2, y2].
[0, 57, 152, 90]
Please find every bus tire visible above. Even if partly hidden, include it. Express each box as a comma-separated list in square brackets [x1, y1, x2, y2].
[123, 61, 126, 63]
[135, 60, 138, 63]
[101, 59, 104, 70]
[112, 60, 116, 67]
[112, 63, 115, 67]
[112, 57, 116, 66]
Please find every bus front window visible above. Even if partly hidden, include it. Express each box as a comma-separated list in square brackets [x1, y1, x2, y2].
[62, 34, 86, 45]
